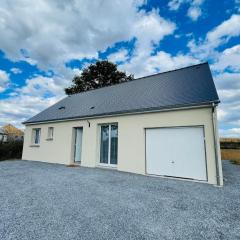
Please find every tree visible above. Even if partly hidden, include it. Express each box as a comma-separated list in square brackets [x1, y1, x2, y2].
[65, 60, 134, 95]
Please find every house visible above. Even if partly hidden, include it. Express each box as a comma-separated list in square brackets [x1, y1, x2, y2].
[0, 128, 8, 143]
[2, 124, 24, 142]
[22, 62, 223, 186]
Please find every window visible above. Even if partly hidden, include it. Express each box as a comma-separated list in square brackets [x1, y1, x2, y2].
[47, 127, 54, 139]
[32, 128, 41, 145]
[74, 127, 83, 163]
[3, 135, 7, 142]
[100, 124, 118, 166]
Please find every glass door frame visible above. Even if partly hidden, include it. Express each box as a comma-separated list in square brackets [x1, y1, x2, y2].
[99, 123, 118, 168]
[74, 127, 83, 164]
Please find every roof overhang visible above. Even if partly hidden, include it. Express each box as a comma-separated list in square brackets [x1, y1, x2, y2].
[23, 101, 219, 126]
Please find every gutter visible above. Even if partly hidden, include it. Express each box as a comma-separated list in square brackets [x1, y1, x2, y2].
[211, 103, 221, 186]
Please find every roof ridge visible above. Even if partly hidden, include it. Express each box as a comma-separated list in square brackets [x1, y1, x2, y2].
[134, 62, 208, 80]
[68, 62, 208, 97]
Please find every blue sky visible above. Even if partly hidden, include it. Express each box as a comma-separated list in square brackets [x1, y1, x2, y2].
[0, 0, 239, 136]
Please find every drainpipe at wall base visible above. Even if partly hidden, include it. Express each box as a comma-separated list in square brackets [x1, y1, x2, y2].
[211, 103, 221, 186]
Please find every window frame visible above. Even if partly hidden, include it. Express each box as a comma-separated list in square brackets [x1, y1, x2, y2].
[32, 128, 41, 145]
[47, 127, 54, 140]
[99, 123, 118, 167]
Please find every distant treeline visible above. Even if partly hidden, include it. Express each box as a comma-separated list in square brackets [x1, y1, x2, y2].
[220, 138, 240, 150]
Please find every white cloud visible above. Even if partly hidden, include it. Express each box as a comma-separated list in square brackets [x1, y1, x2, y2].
[72, 68, 82, 76]
[0, 0, 175, 74]
[0, 69, 10, 92]
[217, 101, 240, 132]
[168, 0, 204, 20]
[132, 9, 176, 56]
[209, 44, 240, 136]
[219, 128, 240, 137]
[228, 128, 240, 134]
[206, 14, 240, 46]
[187, 6, 202, 21]
[218, 88, 240, 104]
[19, 76, 64, 97]
[0, 0, 176, 76]
[188, 15, 240, 57]
[117, 9, 177, 77]
[0, 95, 61, 129]
[213, 70, 240, 137]
[0, 0, 146, 71]
[0, 75, 66, 128]
[212, 44, 240, 72]
[10, 67, 22, 74]
[121, 51, 199, 77]
[217, 108, 227, 122]
[186, 15, 240, 136]
[168, 0, 183, 10]
[215, 72, 240, 90]
[0, 70, 9, 82]
[107, 49, 129, 63]
[0, 0, 179, 127]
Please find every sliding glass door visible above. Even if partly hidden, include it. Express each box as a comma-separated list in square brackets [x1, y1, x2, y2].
[100, 124, 118, 166]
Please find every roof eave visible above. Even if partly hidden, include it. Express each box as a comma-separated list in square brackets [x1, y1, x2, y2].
[23, 100, 219, 125]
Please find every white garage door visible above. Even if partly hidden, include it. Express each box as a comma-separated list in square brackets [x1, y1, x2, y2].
[146, 126, 207, 181]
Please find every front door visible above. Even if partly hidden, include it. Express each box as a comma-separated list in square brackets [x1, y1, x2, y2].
[74, 128, 83, 163]
[100, 124, 118, 166]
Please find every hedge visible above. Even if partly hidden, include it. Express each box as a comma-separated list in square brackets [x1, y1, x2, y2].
[0, 141, 23, 161]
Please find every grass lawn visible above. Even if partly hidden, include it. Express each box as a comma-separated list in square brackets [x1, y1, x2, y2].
[221, 149, 240, 165]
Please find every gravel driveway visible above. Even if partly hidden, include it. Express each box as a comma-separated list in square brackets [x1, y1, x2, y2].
[0, 160, 239, 240]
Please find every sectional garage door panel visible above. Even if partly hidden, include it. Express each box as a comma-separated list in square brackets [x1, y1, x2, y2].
[146, 127, 207, 181]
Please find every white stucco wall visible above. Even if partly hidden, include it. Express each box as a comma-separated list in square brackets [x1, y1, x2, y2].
[22, 107, 222, 185]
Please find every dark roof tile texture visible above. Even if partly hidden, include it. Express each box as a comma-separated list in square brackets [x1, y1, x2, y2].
[24, 62, 219, 124]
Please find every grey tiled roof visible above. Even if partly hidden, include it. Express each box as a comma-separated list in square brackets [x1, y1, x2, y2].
[24, 62, 219, 124]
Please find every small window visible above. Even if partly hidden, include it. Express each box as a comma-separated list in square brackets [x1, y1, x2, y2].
[32, 128, 41, 145]
[3, 135, 7, 142]
[47, 127, 54, 139]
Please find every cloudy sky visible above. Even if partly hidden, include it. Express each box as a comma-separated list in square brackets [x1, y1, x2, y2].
[0, 0, 239, 136]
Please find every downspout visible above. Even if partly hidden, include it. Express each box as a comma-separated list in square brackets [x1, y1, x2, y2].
[211, 103, 220, 186]
[87, 120, 91, 127]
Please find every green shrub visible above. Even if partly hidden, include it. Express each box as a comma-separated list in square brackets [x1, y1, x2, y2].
[0, 141, 23, 161]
